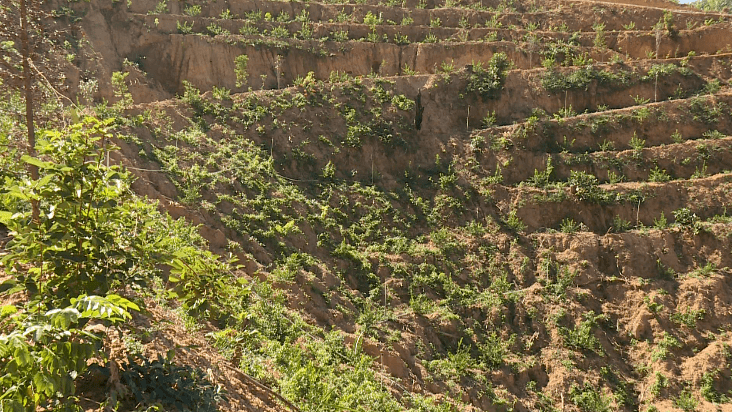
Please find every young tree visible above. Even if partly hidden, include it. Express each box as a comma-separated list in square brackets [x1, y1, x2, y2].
[0, 0, 69, 219]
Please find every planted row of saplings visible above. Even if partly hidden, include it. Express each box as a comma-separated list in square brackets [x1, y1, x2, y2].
[144, 11, 731, 62]
[474, 90, 732, 153]
[507, 173, 732, 233]
[558, 135, 732, 183]
[480, 135, 732, 186]
[128, 0, 729, 33]
[471, 68, 708, 129]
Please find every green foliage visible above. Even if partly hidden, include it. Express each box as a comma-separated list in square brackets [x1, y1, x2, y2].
[592, 22, 606, 48]
[527, 157, 554, 188]
[503, 209, 525, 232]
[611, 215, 632, 233]
[542, 66, 630, 94]
[363, 11, 383, 26]
[183, 5, 200, 16]
[645, 63, 690, 80]
[466, 53, 511, 100]
[177, 20, 193, 34]
[482, 111, 497, 127]
[669, 307, 705, 327]
[428, 340, 477, 380]
[111, 71, 133, 110]
[569, 382, 612, 412]
[150, 0, 168, 14]
[234, 55, 249, 88]
[700, 369, 728, 403]
[560, 218, 581, 233]
[0, 116, 234, 411]
[674, 389, 698, 412]
[480, 332, 515, 369]
[673, 208, 698, 226]
[206, 23, 230, 36]
[648, 167, 670, 182]
[119, 352, 225, 412]
[560, 311, 604, 354]
[269, 25, 289, 38]
[0, 295, 137, 412]
[688, 98, 727, 124]
[1, 118, 147, 307]
[654, 212, 668, 229]
[692, 0, 732, 10]
[539, 261, 575, 300]
[628, 133, 645, 152]
[650, 332, 681, 361]
[568, 171, 612, 204]
[391, 94, 415, 111]
[649, 372, 668, 398]
[657, 11, 677, 37]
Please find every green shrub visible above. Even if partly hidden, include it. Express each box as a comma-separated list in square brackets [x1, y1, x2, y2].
[568, 171, 612, 204]
[234, 55, 249, 88]
[561, 311, 604, 354]
[183, 4, 200, 16]
[119, 352, 225, 411]
[480, 332, 515, 369]
[560, 218, 581, 233]
[700, 369, 727, 403]
[688, 98, 727, 124]
[466, 53, 511, 100]
[673, 208, 698, 226]
[542, 66, 630, 94]
[674, 389, 698, 412]
[527, 157, 554, 188]
[569, 382, 612, 412]
[650, 332, 681, 361]
[670, 307, 705, 327]
[504, 209, 526, 232]
[177, 20, 193, 34]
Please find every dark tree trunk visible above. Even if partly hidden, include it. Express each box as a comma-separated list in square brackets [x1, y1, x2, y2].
[20, 0, 40, 221]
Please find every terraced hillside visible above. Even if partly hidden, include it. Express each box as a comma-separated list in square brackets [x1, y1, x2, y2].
[16, 0, 732, 410]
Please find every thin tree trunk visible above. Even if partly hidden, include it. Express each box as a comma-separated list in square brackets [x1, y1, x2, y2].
[20, 0, 40, 221]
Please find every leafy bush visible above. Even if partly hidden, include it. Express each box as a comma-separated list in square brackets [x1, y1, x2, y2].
[673, 208, 698, 226]
[700, 369, 727, 403]
[674, 389, 698, 412]
[692, 0, 732, 11]
[0, 116, 235, 410]
[560, 218, 581, 233]
[569, 382, 613, 412]
[650, 332, 681, 361]
[527, 157, 554, 188]
[648, 167, 671, 182]
[480, 332, 515, 369]
[568, 171, 612, 204]
[234, 55, 249, 88]
[560, 311, 604, 354]
[0, 295, 137, 411]
[466, 53, 511, 100]
[177, 20, 193, 34]
[1, 118, 148, 307]
[120, 353, 225, 412]
[669, 307, 705, 327]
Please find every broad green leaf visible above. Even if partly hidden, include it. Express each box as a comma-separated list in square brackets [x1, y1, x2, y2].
[21, 155, 53, 170]
[0, 211, 12, 225]
[0, 305, 17, 317]
[12, 346, 31, 366]
[46, 308, 80, 329]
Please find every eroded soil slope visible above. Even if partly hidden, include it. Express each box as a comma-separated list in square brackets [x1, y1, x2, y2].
[48, 0, 732, 410]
